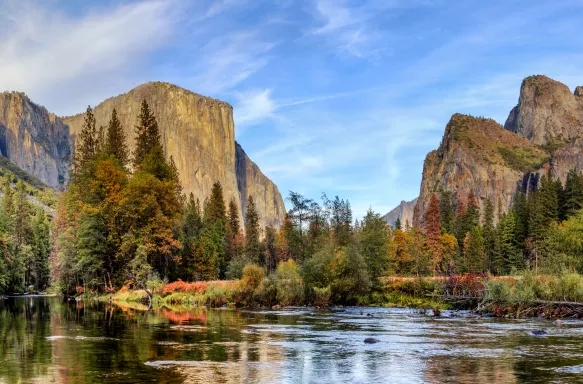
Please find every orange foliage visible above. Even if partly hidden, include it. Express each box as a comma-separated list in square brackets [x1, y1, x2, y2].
[162, 279, 236, 294]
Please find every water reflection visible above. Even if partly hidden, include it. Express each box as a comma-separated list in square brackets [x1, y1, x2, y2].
[1, 297, 583, 383]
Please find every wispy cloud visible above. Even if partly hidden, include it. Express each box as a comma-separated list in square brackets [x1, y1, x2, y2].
[190, 31, 278, 95]
[0, 0, 177, 114]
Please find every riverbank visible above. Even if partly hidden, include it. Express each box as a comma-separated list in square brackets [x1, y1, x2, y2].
[82, 271, 583, 319]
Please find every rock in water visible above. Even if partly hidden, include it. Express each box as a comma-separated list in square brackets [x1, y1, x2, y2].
[530, 329, 548, 336]
[364, 338, 379, 344]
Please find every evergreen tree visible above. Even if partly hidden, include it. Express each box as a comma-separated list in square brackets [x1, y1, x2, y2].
[424, 194, 442, 274]
[180, 193, 203, 280]
[205, 182, 227, 277]
[76, 106, 98, 173]
[462, 226, 484, 273]
[13, 181, 30, 248]
[563, 169, 583, 220]
[465, 190, 480, 229]
[30, 210, 50, 291]
[359, 209, 389, 280]
[244, 196, 261, 265]
[105, 108, 129, 168]
[225, 198, 241, 269]
[482, 198, 495, 273]
[263, 225, 277, 274]
[75, 209, 107, 290]
[394, 217, 402, 230]
[134, 100, 161, 167]
[439, 191, 455, 233]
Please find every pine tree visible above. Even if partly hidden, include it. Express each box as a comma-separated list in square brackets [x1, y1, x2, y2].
[180, 193, 203, 280]
[424, 194, 442, 274]
[359, 209, 389, 280]
[465, 190, 480, 229]
[264, 225, 277, 274]
[13, 181, 30, 248]
[394, 217, 402, 230]
[482, 198, 495, 273]
[224, 198, 239, 267]
[105, 108, 129, 168]
[30, 210, 50, 291]
[462, 226, 484, 273]
[76, 106, 98, 173]
[134, 100, 161, 167]
[563, 169, 583, 220]
[245, 196, 261, 265]
[439, 191, 455, 234]
[75, 208, 107, 290]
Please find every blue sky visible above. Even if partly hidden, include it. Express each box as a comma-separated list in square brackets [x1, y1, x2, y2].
[1, 0, 582, 219]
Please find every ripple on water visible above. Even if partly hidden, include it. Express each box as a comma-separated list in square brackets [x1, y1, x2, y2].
[46, 336, 119, 341]
[556, 365, 583, 373]
[170, 325, 208, 332]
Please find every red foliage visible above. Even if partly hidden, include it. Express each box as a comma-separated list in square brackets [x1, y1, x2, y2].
[446, 273, 487, 297]
[162, 279, 236, 294]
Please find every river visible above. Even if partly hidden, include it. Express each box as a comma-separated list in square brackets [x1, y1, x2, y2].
[1, 296, 583, 383]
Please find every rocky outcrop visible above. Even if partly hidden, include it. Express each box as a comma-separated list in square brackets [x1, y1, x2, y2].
[413, 75, 583, 226]
[382, 198, 417, 228]
[0, 92, 71, 188]
[504, 75, 583, 145]
[414, 114, 549, 224]
[62, 82, 285, 228]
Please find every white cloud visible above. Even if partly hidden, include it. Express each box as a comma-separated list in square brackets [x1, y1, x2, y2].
[234, 89, 277, 128]
[0, 0, 176, 114]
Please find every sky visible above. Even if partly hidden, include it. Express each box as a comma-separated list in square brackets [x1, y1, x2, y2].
[1, 0, 582, 219]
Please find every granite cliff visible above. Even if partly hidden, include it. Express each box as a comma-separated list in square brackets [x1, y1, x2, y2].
[0, 83, 285, 228]
[0, 92, 71, 188]
[410, 75, 583, 225]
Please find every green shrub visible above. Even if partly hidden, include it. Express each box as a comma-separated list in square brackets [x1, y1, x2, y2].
[274, 260, 304, 306]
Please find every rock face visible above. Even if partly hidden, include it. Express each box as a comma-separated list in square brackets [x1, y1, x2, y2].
[382, 198, 417, 228]
[0, 92, 71, 188]
[413, 76, 583, 225]
[504, 75, 583, 146]
[62, 82, 284, 228]
[414, 114, 549, 224]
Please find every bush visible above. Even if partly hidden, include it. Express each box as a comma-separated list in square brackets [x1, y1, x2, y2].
[273, 260, 304, 306]
[313, 286, 331, 307]
[330, 245, 370, 304]
[226, 254, 254, 280]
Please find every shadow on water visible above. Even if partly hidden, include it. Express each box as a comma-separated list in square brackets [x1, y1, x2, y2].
[1, 297, 583, 383]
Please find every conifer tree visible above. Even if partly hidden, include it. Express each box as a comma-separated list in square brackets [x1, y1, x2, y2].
[105, 108, 129, 168]
[264, 225, 277, 274]
[134, 100, 161, 167]
[394, 217, 402, 230]
[245, 196, 261, 264]
[482, 198, 495, 273]
[359, 209, 389, 280]
[439, 191, 455, 233]
[225, 197, 242, 268]
[76, 106, 98, 174]
[563, 169, 583, 219]
[462, 226, 484, 273]
[424, 194, 442, 274]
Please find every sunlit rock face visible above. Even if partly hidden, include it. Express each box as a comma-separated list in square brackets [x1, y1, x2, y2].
[504, 75, 583, 146]
[0, 92, 72, 188]
[0, 83, 284, 228]
[62, 82, 285, 228]
[413, 76, 583, 225]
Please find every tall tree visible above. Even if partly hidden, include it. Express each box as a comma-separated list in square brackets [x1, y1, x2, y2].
[563, 169, 583, 220]
[76, 106, 99, 174]
[482, 198, 495, 273]
[359, 209, 389, 280]
[134, 100, 161, 167]
[424, 194, 442, 274]
[439, 191, 455, 234]
[105, 108, 129, 168]
[244, 196, 261, 265]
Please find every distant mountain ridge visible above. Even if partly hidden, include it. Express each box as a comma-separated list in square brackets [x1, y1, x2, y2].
[0, 83, 285, 228]
[382, 198, 417, 228]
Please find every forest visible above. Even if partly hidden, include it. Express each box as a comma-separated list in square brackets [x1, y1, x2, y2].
[2, 102, 583, 306]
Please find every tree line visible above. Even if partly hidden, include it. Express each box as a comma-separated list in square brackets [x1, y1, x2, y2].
[0, 179, 51, 294]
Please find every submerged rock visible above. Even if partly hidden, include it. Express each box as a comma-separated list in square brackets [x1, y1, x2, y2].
[530, 329, 548, 336]
[364, 338, 379, 344]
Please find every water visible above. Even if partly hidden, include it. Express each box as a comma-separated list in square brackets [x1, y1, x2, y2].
[2, 297, 583, 383]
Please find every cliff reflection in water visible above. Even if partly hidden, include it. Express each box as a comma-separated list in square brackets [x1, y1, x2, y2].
[2, 297, 583, 383]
